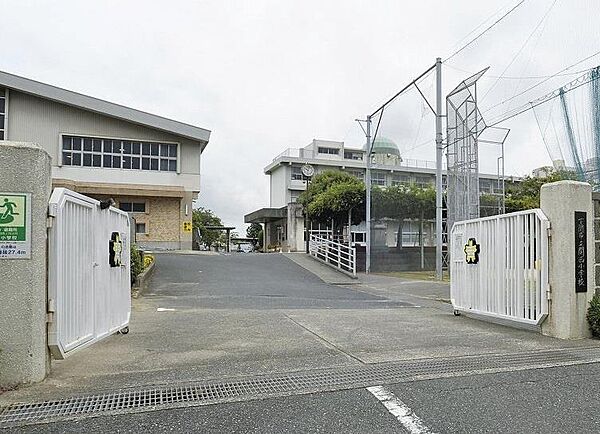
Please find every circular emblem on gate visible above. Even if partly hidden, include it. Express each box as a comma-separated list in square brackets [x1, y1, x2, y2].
[109, 232, 123, 267]
[464, 238, 480, 265]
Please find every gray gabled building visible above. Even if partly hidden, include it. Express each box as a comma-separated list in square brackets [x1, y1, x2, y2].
[0, 70, 211, 249]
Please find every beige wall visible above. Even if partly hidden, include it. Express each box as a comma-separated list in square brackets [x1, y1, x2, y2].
[74, 192, 193, 250]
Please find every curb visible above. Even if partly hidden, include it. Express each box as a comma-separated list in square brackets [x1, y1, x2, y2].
[132, 259, 155, 298]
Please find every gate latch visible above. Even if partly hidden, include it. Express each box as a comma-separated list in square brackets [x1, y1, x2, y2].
[47, 298, 55, 324]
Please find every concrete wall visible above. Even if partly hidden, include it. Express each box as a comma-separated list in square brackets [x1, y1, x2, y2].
[6, 89, 203, 192]
[269, 165, 287, 208]
[541, 181, 594, 339]
[0, 141, 51, 387]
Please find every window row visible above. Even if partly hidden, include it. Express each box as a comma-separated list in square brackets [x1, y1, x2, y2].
[61, 135, 178, 172]
[0, 87, 6, 141]
[344, 151, 363, 161]
[62, 153, 177, 171]
[317, 147, 339, 155]
[291, 166, 304, 181]
[119, 201, 146, 213]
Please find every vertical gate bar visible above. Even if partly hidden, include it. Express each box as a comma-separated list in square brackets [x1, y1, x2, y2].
[524, 213, 530, 319]
[529, 213, 535, 320]
[511, 215, 517, 317]
[515, 215, 525, 317]
[535, 214, 540, 320]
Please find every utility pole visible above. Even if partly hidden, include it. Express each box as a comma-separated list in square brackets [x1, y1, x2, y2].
[365, 115, 372, 274]
[435, 57, 443, 280]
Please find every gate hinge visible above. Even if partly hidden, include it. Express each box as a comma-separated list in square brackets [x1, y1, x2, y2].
[546, 227, 552, 238]
[47, 298, 55, 323]
[46, 216, 54, 229]
[546, 284, 552, 301]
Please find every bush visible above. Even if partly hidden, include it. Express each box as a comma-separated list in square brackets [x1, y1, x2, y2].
[143, 254, 154, 269]
[586, 293, 600, 337]
[130, 246, 143, 285]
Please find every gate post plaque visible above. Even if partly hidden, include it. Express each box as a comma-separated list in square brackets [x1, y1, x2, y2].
[541, 181, 594, 339]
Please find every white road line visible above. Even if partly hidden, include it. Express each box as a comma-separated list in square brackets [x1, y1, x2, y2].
[156, 307, 176, 312]
[367, 385, 435, 434]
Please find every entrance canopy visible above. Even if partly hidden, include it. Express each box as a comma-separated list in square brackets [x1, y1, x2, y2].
[244, 206, 287, 224]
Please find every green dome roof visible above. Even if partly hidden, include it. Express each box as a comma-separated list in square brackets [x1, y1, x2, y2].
[364, 136, 401, 156]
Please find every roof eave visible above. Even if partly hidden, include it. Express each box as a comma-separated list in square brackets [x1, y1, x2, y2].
[0, 70, 211, 144]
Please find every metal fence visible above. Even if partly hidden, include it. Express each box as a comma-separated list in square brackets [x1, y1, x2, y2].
[450, 209, 550, 326]
[309, 233, 356, 276]
[47, 188, 131, 359]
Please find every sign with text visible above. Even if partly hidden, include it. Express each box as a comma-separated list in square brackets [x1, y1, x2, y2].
[574, 211, 587, 293]
[0, 192, 31, 259]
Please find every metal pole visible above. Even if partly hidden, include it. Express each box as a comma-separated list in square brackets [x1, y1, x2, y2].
[366, 115, 372, 274]
[305, 177, 310, 253]
[435, 57, 443, 280]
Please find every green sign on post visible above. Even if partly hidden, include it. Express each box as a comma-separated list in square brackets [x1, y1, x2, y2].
[0, 192, 31, 259]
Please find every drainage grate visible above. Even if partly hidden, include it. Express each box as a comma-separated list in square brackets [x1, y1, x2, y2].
[2, 346, 600, 427]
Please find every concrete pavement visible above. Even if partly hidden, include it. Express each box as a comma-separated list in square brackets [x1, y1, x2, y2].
[2, 252, 600, 432]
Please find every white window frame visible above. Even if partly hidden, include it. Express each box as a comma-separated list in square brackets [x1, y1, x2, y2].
[317, 147, 339, 155]
[119, 200, 149, 214]
[291, 166, 304, 181]
[372, 171, 386, 186]
[0, 88, 7, 140]
[58, 132, 180, 174]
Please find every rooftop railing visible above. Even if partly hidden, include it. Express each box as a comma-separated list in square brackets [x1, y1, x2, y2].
[273, 147, 443, 169]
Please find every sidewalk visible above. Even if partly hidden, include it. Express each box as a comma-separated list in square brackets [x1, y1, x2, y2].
[282, 252, 358, 285]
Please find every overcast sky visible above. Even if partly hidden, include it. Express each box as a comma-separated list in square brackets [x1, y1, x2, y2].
[2, 0, 599, 232]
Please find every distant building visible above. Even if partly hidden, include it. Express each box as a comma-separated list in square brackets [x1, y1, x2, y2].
[532, 166, 555, 178]
[245, 138, 508, 252]
[0, 70, 210, 249]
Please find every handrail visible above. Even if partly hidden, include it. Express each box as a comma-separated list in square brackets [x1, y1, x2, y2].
[309, 233, 356, 277]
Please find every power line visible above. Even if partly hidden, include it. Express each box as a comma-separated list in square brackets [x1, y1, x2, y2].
[480, 0, 558, 101]
[444, 0, 526, 62]
[488, 67, 600, 127]
[482, 49, 600, 114]
[444, 62, 591, 80]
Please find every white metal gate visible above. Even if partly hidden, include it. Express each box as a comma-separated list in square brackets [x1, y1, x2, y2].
[309, 233, 356, 276]
[47, 188, 131, 359]
[450, 209, 550, 326]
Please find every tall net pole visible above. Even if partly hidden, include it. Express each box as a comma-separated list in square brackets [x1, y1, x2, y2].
[435, 57, 443, 280]
[365, 115, 372, 273]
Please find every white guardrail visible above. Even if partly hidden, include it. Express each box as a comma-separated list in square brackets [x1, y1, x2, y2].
[47, 188, 131, 359]
[309, 233, 356, 277]
[450, 209, 550, 326]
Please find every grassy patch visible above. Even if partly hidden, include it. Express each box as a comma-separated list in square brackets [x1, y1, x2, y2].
[377, 270, 450, 283]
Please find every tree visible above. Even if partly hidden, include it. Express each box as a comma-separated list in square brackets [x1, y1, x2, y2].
[298, 170, 365, 231]
[505, 170, 577, 212]
[372, 184, 435, 249]
[246, 222, 263, 248]
[192, 207, 225, 250]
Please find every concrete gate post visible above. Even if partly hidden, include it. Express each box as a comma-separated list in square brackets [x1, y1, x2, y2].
[540, 181, 594, 339]
[0, 142, 52, 388]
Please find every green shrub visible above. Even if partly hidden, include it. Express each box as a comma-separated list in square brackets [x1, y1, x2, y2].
[586, 293, 600, 337]
[130, 246, 143, 285]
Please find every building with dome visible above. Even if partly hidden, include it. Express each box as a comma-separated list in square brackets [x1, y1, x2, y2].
[245, 138, 508, 269]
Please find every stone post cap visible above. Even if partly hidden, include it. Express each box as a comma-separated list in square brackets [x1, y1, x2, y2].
[541, 180, 591, 191]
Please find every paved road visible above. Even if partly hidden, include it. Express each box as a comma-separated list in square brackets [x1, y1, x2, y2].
[16, 364, 600, 433]
[3, 252, 600, 433]
[148, 253, 412, 309]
